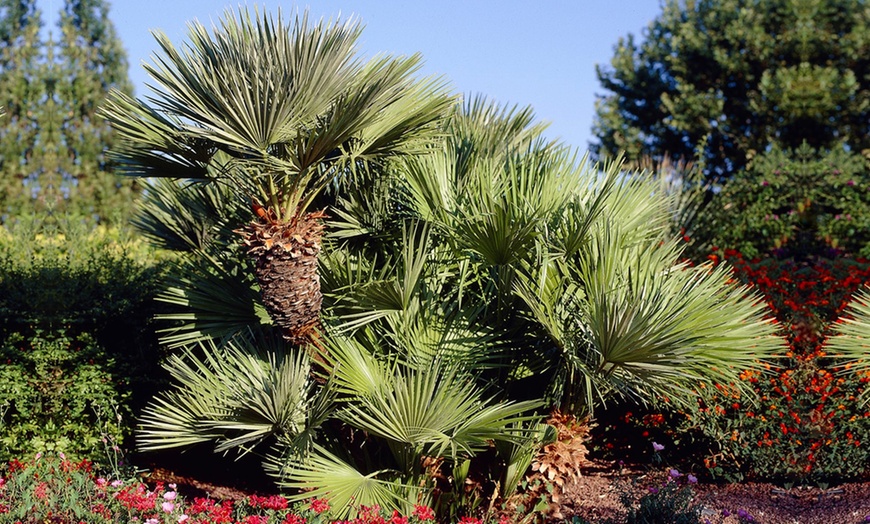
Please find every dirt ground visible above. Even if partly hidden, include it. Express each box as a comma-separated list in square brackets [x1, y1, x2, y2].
[557, 460, 870, 524]
[140, 456, 870, 524]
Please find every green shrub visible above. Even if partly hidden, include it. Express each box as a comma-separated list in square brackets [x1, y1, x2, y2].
[692, 143, 870, 259]
[0, 331, 128, 462]
[0, 217, 170, 461]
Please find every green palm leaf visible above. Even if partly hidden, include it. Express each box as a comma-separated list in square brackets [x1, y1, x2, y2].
[517, 224, 783, 413]
[102, 7, 453, 222]
[266, 444, 421, 517]
[155, 254, 269, 348]
[828, 288, 870, 405]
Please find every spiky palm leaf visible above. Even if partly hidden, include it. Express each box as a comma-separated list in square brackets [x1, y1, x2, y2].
[515, 204, 784, 414]
[101, 7, 454, 344]
[322, 225, 499, 371]
[323, 332, 539, 467]
[132, 156, 249, 254]
[265, 443, 423, 518]
[155, 253, 270, 349]
[827, 288, 870, 405]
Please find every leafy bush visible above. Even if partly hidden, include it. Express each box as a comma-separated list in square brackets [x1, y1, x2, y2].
[693, 144, 870, 259]
[0, 331, 128, 463]
[690, 251, 870, 484]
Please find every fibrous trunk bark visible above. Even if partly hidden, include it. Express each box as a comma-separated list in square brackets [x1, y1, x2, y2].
[240, 211, 326, 345]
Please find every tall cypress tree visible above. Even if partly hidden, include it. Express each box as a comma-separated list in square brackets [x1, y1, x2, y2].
[54, 0, 136, 223]
[0, 0, 43, 220]
[0, 0, 135, 224]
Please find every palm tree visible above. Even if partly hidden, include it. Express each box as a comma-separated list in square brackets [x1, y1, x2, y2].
[100, 8, 453, 344]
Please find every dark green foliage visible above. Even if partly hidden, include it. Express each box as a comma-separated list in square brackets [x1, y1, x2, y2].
[593, 0, 869, 182]
[55, 0, 138, 223]
[0, 0, 42, 219]
[613, 480, 703, 524]
[0, 331, 127, 462]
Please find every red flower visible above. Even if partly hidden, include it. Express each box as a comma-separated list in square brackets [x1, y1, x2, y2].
[309, 498, 329, 514]
[412, 505, 435, 521]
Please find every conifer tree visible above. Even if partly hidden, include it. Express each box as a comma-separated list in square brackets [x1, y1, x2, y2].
[54, 0, 136, 223]
[0, 0, 135, 224]
[0, 0, 43, 220]
[593, 0, 869, 182]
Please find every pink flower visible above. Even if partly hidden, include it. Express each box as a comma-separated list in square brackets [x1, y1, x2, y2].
[178, 515, 189, 523]
[652, 442, 665, 452]
[164, 491, 178, 500]
[111, 480, 123, 487]
[162, 501, 175, 513]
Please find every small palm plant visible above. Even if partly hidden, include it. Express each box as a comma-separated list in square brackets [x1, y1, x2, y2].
[101, 8, 453, 344]
[398, 97, 784, 414]
[112, 14, 786, 515]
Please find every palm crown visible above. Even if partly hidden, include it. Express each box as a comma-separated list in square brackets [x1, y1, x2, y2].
[101, 8, 453, 343]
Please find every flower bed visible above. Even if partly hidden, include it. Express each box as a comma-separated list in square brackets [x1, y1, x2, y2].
[591, 249, 870, 485]
[699, 250, 870, 484]
[0, 453, 514, 524]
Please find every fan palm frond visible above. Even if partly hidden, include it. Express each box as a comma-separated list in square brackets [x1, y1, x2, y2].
[102, 7, 454, 221]
[827, 288, 870, 405]
[266, 444, 421, 517]
[516, 225, 783, 414]
[133, 174, 246, 254]
[155, 254, 269, 348]
[323, 333, 539, 470]
[137, 333, 332, 454]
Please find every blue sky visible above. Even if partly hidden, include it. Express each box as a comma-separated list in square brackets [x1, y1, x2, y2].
[97, 1, 663, 154]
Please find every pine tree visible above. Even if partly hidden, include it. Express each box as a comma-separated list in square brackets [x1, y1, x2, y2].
[0, 0, 135, 225]
[592, 0, 869, 182]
